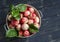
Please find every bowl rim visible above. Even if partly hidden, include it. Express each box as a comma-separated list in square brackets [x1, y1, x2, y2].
[6, 4, 42, 38]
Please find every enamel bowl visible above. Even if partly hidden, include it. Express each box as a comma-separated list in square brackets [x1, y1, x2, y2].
[5, 4, 42, 38]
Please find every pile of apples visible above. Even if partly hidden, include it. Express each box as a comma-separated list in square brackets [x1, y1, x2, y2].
[8, 6, 40, 37]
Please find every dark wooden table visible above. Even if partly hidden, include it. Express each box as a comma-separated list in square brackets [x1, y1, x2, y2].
[0, 0, 60, 42]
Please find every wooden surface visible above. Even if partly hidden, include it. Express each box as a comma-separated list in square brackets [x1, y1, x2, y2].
[0, 0, 60, 42]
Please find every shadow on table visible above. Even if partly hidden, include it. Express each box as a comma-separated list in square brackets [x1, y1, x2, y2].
[0, 37, 28, 42]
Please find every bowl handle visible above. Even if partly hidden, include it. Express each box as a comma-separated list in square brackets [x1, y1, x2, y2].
[4, 24, 8, 31]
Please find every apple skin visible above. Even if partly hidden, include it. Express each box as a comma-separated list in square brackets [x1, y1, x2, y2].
[34, 23, 40, 29]
[28, 19, 33, 24]
[28, 13, 36, 19]
[19, 31, 23, 36]
[22, 24, 29, 30]
[11, 20, 19, 26]
[20, 17, 28, 24]
[24, 10, 30, 17]
[9, 24, 14, 29]
[29, 8, 34, 13]
[16, 24, 21, 31]
[23, 30, 30, 37]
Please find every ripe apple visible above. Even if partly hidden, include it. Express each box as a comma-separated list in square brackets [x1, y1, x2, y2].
[9, 24, 14, 29]
[28, 19, 33, 24]
[19, 31, 23, 36]
[34, 23, 40, 28]
[29, 8, 34, 13]
[11, 20, 19, 26]
[24, 30, 30, 37]
[22, 24, 29, 30]
[21, 17, 28, 24]
[16, 24, 21, 31]
[34, 16, 39, 23]
[24, 10, 30, 17]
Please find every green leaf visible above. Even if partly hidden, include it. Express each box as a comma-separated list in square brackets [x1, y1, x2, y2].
[9, 4, 14, 11]
[29, 24, 39, 33]
[16, 4, 27, 12]
[14, 14, 20, 20]
[19, 5, 27, 12]
[9, 4, 20, 20]
[11, 8, 19, 17]
[6, 29, 17, 37]
[9, 4, 27, 20]
[15, 4, 23, 8]
[29, 28, 35, 33]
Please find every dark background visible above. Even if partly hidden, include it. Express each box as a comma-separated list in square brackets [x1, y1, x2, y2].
[0, 0, 60, 42]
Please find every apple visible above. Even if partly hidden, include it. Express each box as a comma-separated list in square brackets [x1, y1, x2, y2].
[32, 13, 36, 19]
[19, 31, 23, 36]
[28, 13, 36, 19]
[9, 24, 14, 28]
[28, 19, 33, 24]
[22, 24, 29, 30]
[29, 8, 34, 13]
[34, 23, 40, 28]
[11, 20, 19, 26]
[24, 10, 30, 17]
[24, 30, 30, 37]
[16, 24, 21, 31]
[34, 16, 39, 23]
[21, 17, 28, 24]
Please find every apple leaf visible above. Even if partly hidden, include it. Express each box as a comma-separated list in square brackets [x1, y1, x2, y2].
[14, 14, 20, 20]
[9, 4, 27, 20]
[11, 8, 19, 17]
[16, 4, 27, 12]
[6, 29, 17, 37]
[29, 24, 39, 33]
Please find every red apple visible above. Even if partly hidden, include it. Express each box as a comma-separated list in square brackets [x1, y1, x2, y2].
[34, 16, 39, 23]
[19, 31, 23, 36]
[11, 20, 19, 26]
[9, 24, 14, 28]
[29, 8, 34, 13]
[28, 13, 36, 19]
[24, 30, 30, 37]
[28, 19, 33, 24]
[21, 17, 28, 24]
[16, 24, 21, 31]
[24, 10, 30, 17]
[32, 13, 36, 19]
